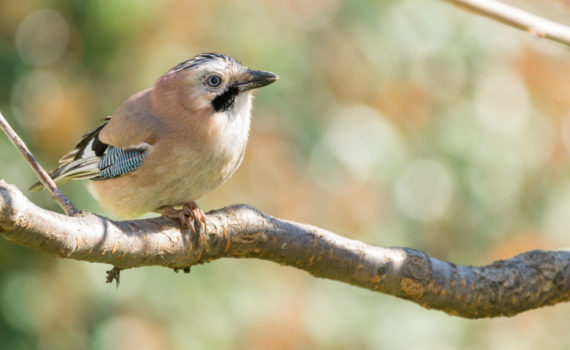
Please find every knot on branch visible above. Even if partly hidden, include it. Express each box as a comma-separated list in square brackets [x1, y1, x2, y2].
[399, 249, 433, 299]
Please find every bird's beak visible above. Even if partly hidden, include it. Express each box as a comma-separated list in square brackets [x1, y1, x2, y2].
[234, 70, 279, 92]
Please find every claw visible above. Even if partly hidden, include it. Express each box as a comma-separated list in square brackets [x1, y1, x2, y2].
[159, 201, 206, 234]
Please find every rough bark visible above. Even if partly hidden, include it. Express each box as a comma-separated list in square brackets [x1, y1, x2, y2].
[1, 180, 568, 319]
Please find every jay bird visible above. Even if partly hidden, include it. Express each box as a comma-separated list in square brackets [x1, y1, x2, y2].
[31, 53, 278, 231]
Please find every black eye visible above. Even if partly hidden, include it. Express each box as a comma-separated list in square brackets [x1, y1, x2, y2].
[206, 75, 222, 87]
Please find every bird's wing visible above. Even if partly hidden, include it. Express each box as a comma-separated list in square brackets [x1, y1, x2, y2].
[29, 117, 152, 191]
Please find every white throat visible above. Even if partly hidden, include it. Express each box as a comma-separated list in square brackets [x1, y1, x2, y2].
[216, 93, 252, 152]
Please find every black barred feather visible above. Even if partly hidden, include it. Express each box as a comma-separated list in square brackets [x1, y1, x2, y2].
[94, 145, 149, 180]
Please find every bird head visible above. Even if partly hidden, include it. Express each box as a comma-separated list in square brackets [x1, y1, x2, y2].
[154, 53, 278, 115]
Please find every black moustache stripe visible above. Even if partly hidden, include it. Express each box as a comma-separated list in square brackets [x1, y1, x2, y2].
[212, 86, 240, 112]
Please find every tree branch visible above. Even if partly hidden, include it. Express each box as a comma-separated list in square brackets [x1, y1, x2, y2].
[445, 0, 570, 47]
[0, 180, 568, 318]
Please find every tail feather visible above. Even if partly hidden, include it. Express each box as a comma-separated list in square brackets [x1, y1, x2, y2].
[29, 158, 101, 191]
[29, 118, 111, 192]
[29, 181, 47, 192]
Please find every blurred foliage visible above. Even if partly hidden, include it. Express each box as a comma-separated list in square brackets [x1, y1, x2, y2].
[1, 0, 570, 349]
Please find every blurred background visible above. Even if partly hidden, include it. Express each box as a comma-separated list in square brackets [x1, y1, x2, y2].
[1, 0, 570, 348]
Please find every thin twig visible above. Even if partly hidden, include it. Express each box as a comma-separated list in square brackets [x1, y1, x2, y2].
[0, 111, 79, 216]
[445, 0, 570, 47]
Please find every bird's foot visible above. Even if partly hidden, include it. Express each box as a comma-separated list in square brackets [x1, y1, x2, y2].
[181, 202, 206, 233]
[159, 201, 206, 234]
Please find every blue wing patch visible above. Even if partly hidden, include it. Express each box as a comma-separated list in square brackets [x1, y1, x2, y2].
[93, 145, 150, 180]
